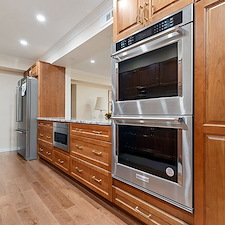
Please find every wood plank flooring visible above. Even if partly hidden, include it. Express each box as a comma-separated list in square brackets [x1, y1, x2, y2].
[0, 152, 143, 225]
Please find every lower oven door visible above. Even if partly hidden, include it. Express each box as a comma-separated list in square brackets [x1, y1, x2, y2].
[112, 116, 193, 212]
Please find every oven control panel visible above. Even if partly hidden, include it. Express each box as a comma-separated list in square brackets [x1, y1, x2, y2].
[116, 11, 182, 51]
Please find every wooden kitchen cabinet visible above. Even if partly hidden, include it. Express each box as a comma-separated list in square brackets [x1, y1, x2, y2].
[194, 1, 225, 224]
[113, 180, 193, 225]
[113, 0, 193, 42]
[38, 120, 53, 163]
[53, 149, 70, 174]
[70, 123, 112, 201]
[113, 0, 145, 42]
[25, 61, 65, 118]
[70, 156, 112, 201]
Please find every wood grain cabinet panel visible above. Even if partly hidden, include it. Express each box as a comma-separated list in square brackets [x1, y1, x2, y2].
[38, 126, 53, 143]
[70, 123, 111, 142]
[152, 0, 179, 14]
[24, 61, 65, 118]
[38, 140, 53, 162]
[113, 187, 188, 225]
[113, 0, 145, 42]
[70, 134, 111, 170]
[70, 156, 112, 201]
[53, 150, 70, 174]
[205, 135, 225, 225]
[195, 1, 225, 224]
[38, 120, 53, 128]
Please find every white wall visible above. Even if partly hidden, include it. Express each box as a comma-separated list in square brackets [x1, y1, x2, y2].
[75, 83, 110, 121]
[0, 69, 23, 152]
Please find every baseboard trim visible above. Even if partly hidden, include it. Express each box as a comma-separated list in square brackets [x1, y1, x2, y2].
[0, 147, 18, 153]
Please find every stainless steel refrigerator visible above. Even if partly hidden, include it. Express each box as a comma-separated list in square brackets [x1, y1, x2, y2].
[16, 77, 38, 160]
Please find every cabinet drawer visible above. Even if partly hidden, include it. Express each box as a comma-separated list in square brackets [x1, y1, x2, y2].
[70, 123, 111, 142]
[38, 140, 53, 162]
[38, 120, 53, 127]
[54, 150, 70, 173]
[38, 126, 53, 143]
[70, 156, 112, 201]
[113, 187, 188, 225]
[70, 134, 111, 170]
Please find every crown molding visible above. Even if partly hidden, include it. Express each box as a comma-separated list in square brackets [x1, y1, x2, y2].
[39, 0, 113, 64]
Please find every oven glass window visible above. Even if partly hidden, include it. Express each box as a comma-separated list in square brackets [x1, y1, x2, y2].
[118, 43, 178, 101]
[54, 132, 67, 145]
[118, 125, 178, 182]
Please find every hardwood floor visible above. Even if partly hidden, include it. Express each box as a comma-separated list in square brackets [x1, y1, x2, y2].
[0, 151, 143, 225]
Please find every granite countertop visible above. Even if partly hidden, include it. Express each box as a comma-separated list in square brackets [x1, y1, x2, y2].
[37, 117, 111, 126]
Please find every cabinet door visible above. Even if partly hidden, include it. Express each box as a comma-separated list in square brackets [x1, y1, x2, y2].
[152, 0, 179, 14]
[113, 0, 145, 42]
[195, 1, 225, 224]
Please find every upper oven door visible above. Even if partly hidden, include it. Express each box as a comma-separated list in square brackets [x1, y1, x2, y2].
[112, 21, 193, 116]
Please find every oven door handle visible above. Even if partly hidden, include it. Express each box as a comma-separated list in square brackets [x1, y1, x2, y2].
[111, 116, 184, 123]
[111, 26, 185, 59]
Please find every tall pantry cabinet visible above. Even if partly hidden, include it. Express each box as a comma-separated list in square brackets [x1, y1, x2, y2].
[195, 0, 225, 225]
[25, 61, 65, 118]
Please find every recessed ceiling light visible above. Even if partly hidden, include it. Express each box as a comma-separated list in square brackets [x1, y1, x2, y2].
[90, 60, 95, 63]
[20, 40, 28, 46]
[36, 14, 46, 22]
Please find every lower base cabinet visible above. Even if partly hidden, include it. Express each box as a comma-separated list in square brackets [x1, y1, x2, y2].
[113, 186, 188, 225]
[53, 149, 70, 174]
[70, 155, 112, 201]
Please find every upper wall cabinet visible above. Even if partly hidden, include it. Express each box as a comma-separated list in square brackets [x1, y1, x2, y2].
[25, 61, 65, 118]
[113, 0, 193, 42]
[113, 0, 147, 42]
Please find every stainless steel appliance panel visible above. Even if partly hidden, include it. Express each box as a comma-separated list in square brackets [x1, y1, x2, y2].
[112, 5, 193, 116]
[112, 116, 193, 211]
[53, 122, 69, 152]
[16, 77, 38, 160]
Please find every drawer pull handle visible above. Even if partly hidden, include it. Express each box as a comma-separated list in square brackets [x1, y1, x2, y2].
[46, 136, 51, 139]
[92, 131, 102, 134]
[92, 176, 102, 183]
[135, 206, 151, 219]
[40, 123, 44, 125]
[46, 152, 51, 155]
[47, 124, 51, 127]
[75, 145, 83, 150]
[39, 148, 43, 152]
[58, 159, 64, 164]
[40, 134, 43, 137]
[75, 128, 83, 131]
[92, 150, 102, 156]
[75, 167, 82, 173]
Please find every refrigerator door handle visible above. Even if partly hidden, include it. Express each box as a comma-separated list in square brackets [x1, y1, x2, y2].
[16, 86, 22, 122]
[16, 129, 26, 134]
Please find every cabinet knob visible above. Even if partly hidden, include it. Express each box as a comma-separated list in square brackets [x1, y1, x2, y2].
[46, 136, 51, 139]
[40, 133, 43, 137]
[57, 159, 64, 164]
[39, 148, 43, 152]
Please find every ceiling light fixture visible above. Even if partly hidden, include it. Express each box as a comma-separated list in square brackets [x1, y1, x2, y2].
[90, 60, 95, 63]
[36, 14, 46, 22]
[20, 40, 28, 46]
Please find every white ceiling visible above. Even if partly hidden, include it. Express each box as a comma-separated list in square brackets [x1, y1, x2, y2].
[55, 24, 113, 77]
[0, 0, 113, 76]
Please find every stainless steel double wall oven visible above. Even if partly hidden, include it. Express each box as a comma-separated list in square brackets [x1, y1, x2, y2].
[111, 4, 193, 212]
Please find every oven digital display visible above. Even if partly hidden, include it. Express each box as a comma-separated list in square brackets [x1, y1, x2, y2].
[116, 11, 182, 51]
